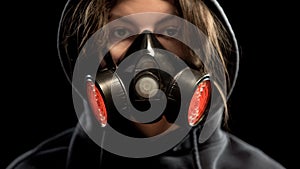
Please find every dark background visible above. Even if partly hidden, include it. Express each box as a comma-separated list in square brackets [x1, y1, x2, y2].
[2, 1, 296, 169]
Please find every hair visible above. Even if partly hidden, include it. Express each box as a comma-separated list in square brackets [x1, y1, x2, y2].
[58, 0, 233, 127]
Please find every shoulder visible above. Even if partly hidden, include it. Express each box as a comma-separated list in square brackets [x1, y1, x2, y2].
[6, 128, 74, 169]
[223, 133, 286, 169]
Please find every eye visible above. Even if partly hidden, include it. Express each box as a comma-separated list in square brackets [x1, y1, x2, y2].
[161, 26, 179, 37]
[112, 27, 131, 39]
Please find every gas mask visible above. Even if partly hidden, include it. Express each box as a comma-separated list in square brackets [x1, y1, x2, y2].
[85, 31, 212, 135]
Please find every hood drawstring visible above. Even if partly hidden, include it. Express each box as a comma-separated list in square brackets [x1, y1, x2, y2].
[193, 127, 202, 169]
[98, 130, 106, 168]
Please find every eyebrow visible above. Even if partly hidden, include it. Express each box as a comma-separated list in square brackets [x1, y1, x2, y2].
[155, 15, 179, 26]
[109, 14, 135, 24]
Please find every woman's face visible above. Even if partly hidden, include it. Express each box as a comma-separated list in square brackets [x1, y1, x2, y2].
[109, 0, 184, 65]
[108, 0, 182, 136]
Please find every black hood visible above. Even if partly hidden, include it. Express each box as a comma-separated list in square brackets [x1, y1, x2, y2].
[57, 0, 240, 156]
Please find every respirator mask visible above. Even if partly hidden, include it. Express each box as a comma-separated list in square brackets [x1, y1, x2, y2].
[85, 31, 211, 134]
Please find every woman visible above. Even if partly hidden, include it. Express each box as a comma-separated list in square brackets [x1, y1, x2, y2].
[6, 0, 286, 169]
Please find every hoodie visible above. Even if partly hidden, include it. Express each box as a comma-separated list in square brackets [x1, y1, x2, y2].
[6, 0, 286, 168]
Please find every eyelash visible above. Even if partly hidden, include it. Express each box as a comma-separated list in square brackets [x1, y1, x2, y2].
[159, 26, 180, 37]
[109, 25, 181, 43]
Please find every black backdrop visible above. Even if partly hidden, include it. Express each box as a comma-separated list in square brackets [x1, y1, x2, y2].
[2, 1, 296, 169]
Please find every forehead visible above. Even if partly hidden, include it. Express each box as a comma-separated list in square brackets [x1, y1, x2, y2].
[110, 0, 177, 19]
[109, 0, 178, 29]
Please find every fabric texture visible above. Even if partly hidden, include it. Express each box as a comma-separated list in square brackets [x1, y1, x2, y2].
[6, 123, 286, 169]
